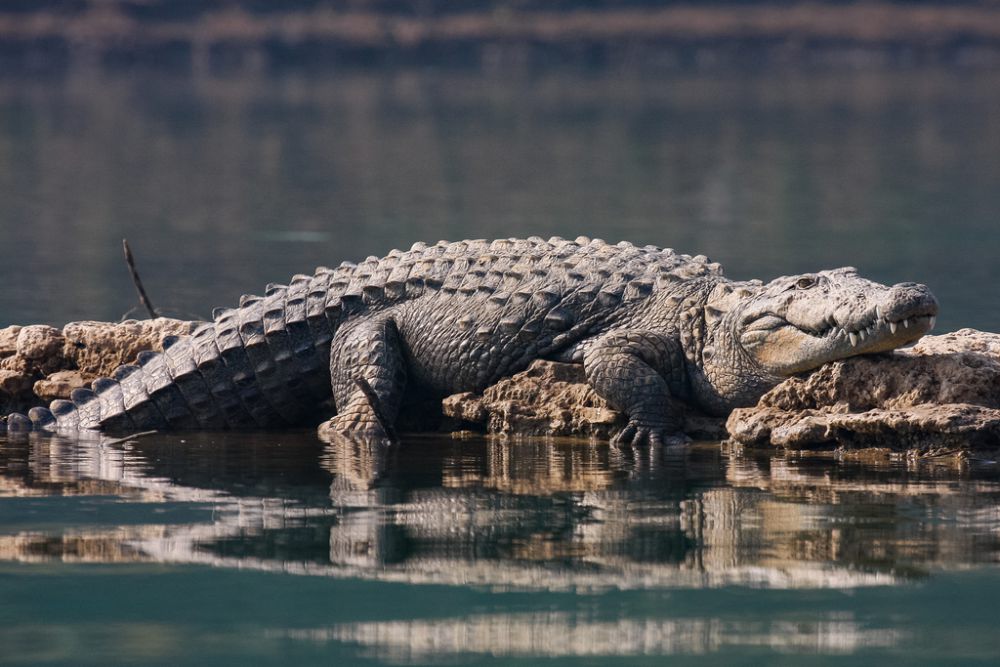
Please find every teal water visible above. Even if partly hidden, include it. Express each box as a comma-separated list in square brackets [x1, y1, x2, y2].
[1, 70, 999, 329]
[1, 68, 1000, 665]
[1, 434, 1000, 665]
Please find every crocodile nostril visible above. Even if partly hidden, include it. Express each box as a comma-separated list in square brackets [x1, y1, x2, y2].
[885, 283, 939, 321]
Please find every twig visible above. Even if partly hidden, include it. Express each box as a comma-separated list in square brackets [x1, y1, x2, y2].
[122, 238, 159, 319]
[100, 430, 159, 447]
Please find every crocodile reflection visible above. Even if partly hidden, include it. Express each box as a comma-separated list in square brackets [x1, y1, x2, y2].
[1, 432, 999, 589]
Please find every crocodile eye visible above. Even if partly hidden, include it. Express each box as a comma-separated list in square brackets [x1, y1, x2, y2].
[795, 276, 817, 290]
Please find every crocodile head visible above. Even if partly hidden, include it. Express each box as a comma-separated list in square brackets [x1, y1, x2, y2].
[725, 267, 939, 377]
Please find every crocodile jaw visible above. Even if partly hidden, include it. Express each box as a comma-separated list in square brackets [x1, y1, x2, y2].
[736, 271, 939, 377]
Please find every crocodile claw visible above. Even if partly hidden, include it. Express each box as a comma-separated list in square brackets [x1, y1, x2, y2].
[317, 415, 394, 446]
[611, 421, 690, 449]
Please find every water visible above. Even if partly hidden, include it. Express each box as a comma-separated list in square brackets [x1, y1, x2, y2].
[2, 434, 1000, 665]
[2, 68, 1000, 665]
[1, 70, 999, 329]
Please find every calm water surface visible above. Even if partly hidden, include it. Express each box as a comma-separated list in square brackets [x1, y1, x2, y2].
[1, 433, 1000, 665]
[1, 68, 1000, 665]
[0, 69, 999, 329]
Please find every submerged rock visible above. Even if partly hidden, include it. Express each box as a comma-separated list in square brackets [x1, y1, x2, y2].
[727, 329, 1000, 452]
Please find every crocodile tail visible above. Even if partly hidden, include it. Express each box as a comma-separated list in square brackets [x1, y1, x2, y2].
[0, 411, 35, 432]
[0, 402, 57, 433]
[93, 336, 225, 431]
[1, 269, 339, 435]
[82, 309, 319, 431]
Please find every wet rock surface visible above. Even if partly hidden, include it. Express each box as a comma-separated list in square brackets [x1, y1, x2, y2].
[726, 329, 1000, 452]
[0, 319, 202, 415]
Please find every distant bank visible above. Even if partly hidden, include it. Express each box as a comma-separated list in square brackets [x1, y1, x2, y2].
[3, 1, 1000, 73]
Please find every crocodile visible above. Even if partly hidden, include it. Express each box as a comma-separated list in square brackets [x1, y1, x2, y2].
[1, 237, 939, 446]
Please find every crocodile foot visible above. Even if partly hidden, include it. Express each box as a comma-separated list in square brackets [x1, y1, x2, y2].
[317, 413, 394, 446]
[611, 420, 691, 449]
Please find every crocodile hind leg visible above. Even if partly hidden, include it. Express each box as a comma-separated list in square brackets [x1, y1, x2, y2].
[583, 330, 691, 448]
[319, 318, 406, 443]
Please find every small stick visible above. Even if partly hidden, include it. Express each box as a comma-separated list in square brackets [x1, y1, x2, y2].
[100, 430, 159, 447]
[122, 238, 159, 319]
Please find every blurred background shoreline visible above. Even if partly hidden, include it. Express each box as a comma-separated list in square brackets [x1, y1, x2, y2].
[2, 2, 998, 331]
[2, 65, 997, 329]
[5, 1, 1000, 76]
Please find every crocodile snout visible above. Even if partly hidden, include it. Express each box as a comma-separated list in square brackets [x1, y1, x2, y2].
[884, 283, 939, 324]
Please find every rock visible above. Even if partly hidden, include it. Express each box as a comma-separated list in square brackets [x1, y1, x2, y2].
[33, 370, 90, 402]
[61, 318, 202, 378]
[15, 325, 64, 361]
[0, 354, 32, 374]
[441, 392, 487, 424]
[727, 329, 1000, 451]
[443, 361, 624, 438]
[0, 326, 21, 356]
[442, 360, 726, 440]
[0, 318, 202, 416]
[0, 369, 35, 396]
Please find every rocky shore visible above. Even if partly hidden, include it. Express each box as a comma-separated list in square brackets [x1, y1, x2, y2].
[2, 319, 998, 455]
[0, 319, 201, 416]
[725, 329, 1000, 454]
[4, 1, 1000, 74]
[444, 329, 1000, 454]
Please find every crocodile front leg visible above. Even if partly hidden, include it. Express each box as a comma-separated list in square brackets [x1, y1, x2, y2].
[584, 330, 690, 447]
[319, 317, 407, 443]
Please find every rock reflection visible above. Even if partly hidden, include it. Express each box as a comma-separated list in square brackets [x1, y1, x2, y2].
[278, 612, 903, 661]
[0, 432, 999, 592]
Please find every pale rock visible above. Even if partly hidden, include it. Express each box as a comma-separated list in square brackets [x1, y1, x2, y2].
[61, 318, 201, 378]
[16, 325, 64, 361]
[443, 360, 725, 440]
[0, 326, 21, 356]
[727, 329, 1000, 451]
[34, 371, 90, 402]
[0, 318, 201, 416]
[0, 369, 34, 396]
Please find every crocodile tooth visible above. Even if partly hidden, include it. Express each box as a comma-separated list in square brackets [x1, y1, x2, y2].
[858, 329, 866, 341]
[849, 332, 858, 347]
[875, 305, 882, 320]
[903, 319, 910, 329]
[889, 321, 898, 334]
[929, 316, 937, 329]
